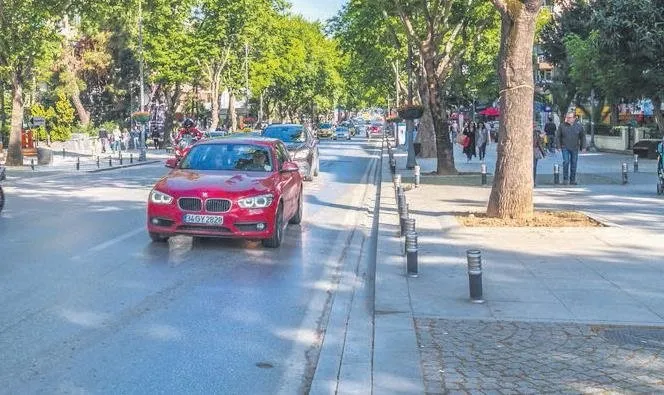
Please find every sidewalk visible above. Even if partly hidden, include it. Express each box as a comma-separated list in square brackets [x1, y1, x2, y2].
[1, 149, 170, 181]
[373, 141, 664, 393]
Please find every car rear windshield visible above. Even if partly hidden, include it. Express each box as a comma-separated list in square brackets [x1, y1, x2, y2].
[180, 143, 273, 172]
[262, 126, 306, 143]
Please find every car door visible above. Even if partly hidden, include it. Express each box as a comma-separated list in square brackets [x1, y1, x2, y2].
[275, 143, 297, 218]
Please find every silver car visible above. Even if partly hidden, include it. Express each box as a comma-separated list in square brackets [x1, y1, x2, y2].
[334, 126, 351, 140]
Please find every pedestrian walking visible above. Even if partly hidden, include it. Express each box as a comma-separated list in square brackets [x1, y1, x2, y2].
[477, 122, 489, 161]
[462, 122, 477, 162]
[112, 127, 122, 152]
[131, 126, 140, 150]
[533, 128, 546, 187]
[122, 129, 130, 151]
[98, 128, 108, 153]
[556, 112, 586, 185]
[544, 116, 557, 152]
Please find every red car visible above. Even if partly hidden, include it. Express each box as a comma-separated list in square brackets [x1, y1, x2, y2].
[147, 138, 304, 248]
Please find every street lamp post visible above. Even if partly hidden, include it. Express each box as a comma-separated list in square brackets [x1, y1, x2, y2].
[589, 89, 598, 152]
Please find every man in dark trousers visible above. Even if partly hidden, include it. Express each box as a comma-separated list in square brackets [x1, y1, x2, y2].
[544, 116, 557, 152]
[556, 112, 586, 185]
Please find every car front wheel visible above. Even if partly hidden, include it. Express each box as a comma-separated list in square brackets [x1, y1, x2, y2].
[263, 203, 284, 248]
[289, 187, 303, 225]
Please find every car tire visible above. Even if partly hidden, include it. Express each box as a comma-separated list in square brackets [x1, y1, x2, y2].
[262, 203, 284, 248]
[149, 232, 169, 243]
[289, 187, 303, 225]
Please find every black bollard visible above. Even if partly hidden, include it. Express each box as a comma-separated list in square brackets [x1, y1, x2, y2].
[31, 158, 35, 171]
[467, 249, 484, 303]
[406, 232, 418, 277]
[62, 148, 66, 159]
[554, 164, 560, 185]
[390, 158, 396, 174]
[400, 203, 409, 237]
[108, 156, 112, 167]
[622, 162, 628, 184]
[97, 156, 100, 168]
[76, 157, 80, 171]
[130, 153, 133, 164]
[633, 154, 639, 173]
[481, 163, 487, 186]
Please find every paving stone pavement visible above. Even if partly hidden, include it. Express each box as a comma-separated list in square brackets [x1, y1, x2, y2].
[415, 318, 664, 394]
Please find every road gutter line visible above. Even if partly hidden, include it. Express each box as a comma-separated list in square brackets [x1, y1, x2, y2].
[88, 227, 145, 253]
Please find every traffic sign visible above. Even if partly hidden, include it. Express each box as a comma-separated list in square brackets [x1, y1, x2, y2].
[31, 117, 46, 127]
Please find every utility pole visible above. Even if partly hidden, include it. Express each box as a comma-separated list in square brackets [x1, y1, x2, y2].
[406, 44, 417, 169]
[138, 0, 145, 111]
[395, 59, 400, 109]
[589, 88, 597, 152]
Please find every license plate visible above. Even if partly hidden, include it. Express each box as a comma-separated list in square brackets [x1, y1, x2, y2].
[183, 214, 223, 225]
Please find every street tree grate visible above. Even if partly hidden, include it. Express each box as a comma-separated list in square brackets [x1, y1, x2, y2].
[597, 326, 664, 350]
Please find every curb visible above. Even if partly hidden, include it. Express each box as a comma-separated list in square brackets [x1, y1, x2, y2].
[86, 160, 161, 173]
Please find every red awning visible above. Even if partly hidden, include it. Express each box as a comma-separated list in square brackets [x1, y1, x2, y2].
[479, 107, 500, 116]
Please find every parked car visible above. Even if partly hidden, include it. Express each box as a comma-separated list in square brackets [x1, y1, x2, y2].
[317, 122, 335, 139]
[262, 124, 320, 181]
[147, 138, 304, 248]
[334, 126, 351, 140]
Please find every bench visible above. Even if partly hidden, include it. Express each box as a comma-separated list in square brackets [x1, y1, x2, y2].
[633, 139, 661, 159]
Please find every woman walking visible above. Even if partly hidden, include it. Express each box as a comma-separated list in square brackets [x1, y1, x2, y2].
[477, 122, 489, 161]
[462, 122, 474, 161]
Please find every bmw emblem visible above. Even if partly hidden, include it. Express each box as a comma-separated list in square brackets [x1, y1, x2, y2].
[202, 192, 209, 198]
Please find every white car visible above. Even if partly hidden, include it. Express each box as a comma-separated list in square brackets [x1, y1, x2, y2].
[334, 127, 351, 140]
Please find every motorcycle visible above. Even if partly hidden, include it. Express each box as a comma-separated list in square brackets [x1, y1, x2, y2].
[0, 166, 5, 213]
[173, 133, 200, 164]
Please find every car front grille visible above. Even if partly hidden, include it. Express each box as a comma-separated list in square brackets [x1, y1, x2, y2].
[205, 199, 231, 213]
[178, 197, 202, 212]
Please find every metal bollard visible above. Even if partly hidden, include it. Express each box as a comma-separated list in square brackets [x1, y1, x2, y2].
[406, 231, 418, 277]
[108, 156, 112, 167]
[414, 165, 421, 188]
[30, 158, 35, 171]
[76, 157, 80, 171]
[400, 203, 409, 237]
[622, 162, 628, 184]
[62, 148, 66, 159]
[404, 217, 416, 254]
[130, 153, 133, 164]
[633, 154, 639, 173]
[97, 156, 100, 168]
[480, 163, 487, 185]
[467, 249, 484, 303]
[390, 158, 396, 174]
[394, 173, 401, 189]
[554, 164, 560, 185]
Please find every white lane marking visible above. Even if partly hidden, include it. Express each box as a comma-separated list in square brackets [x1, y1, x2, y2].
[88, 227, 145, 253]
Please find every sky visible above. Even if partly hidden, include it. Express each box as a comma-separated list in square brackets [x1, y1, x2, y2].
[290, 0, 347, 21]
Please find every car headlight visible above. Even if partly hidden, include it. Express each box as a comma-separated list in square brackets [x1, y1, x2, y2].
[238, 194, 274, 209]
[150, 190, 174, 204]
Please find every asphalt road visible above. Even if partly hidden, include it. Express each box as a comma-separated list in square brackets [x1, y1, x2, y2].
[0, 137, 381, 394]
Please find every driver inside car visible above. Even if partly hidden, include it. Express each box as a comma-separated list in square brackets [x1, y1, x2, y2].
[245, 150, 269, 171]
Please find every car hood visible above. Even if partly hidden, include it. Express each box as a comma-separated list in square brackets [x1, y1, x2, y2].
[155, 170, 275, 196]
[285, 142, 307, 151]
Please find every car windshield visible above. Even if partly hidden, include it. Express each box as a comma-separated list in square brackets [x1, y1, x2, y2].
[319, 123, 332, 129]
[179, 143, 273, 172]
[262, 126, 306, 143]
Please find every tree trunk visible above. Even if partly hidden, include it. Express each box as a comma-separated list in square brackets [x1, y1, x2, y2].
[487, 1, 541, 219]
[652, 95, 663, 133]
[228, 91, 237, 132]
[1, 83, 5, 134]
[210, 75, 221, 130]
[421, 45, 455, 174]
[415, 72, 437, 158]
[71, 88, 90, 126]
[610, 101, 619, 126]
[163, 84, 182, 146]
[6, 72, 24, 166]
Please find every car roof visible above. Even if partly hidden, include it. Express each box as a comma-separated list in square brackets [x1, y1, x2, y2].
[264, 123, 303, 128]
[196, 136, 281, 147]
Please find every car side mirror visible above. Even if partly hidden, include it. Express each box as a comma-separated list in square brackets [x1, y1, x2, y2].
[165, 158, 178, 168]
[280, 161, 299, 173]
